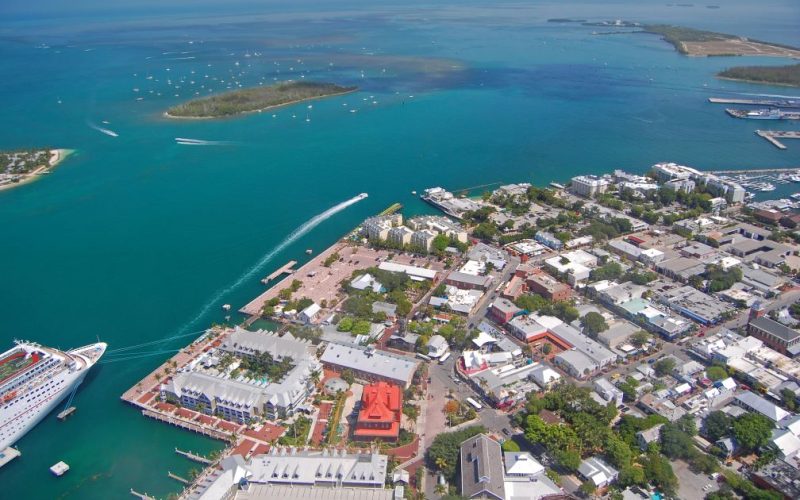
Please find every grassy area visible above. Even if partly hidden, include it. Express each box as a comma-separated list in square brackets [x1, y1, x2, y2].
[642, 25, 734, 54]
[166, 81, 357, 118]
[718, 63, 800, 87]
[326, 392, 347, 445]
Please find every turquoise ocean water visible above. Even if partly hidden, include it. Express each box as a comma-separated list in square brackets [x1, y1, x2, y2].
[0, 0, 799, 497]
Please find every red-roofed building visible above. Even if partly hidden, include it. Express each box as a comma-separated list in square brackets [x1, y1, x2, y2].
[353, 381, 402, 441]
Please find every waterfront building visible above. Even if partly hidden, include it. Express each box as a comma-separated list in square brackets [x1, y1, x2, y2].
[387, 225, 414, 247]
[570, 175, 610, 198]
[407, 215, 468, 243]
[353, 382, 402, 441]
[162, 328, 321, 422]
[363, 214, 403, 241]
[247, 447, 389, 489]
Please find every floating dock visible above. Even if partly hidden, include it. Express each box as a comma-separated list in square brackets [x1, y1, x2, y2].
[49, 461, 69, 476]
[262, 260, 297, 283]
[57, 407, 76, 421]
[756, 130, 800, 150]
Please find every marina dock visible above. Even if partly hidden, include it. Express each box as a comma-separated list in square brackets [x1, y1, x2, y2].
[167, 471, 189, 485]
[130, 489, 156, 500]
[262, 260, 297, 283]
[756, 130, 800, 150]
[176, 448, 212, 465]
[141, 409, 231, 441]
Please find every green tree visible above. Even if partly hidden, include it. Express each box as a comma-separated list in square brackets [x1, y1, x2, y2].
[703, 411, 733, 442]
[653, 358, 676, 377]
[426, 426, 486, 482]
[706, 365, 728, 382]
[630, 330, 651, 348]
[580, 312, 609, 338]
[555, 449, 581, 472]
[341, 369, 355, 385]
[732, 413, 774, 453]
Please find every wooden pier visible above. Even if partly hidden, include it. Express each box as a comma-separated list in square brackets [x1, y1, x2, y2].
[176, 448, 212, 465]
[262, 260, 297, 283]
[141, 409, 230, 441]
[709, 97, 800, 108]
[756, 130, 800, 150]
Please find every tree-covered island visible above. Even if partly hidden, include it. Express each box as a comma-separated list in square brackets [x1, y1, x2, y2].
[165, 81, 358, 119]
[718, 63, 800, 87]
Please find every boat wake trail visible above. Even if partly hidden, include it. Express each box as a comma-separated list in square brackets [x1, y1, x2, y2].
[87, 121, 119, 137]
[174, 193, 368, 334]
[175, 137, 233, 146]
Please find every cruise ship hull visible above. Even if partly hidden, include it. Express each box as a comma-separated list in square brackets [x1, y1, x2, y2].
[0, 342, 106, 454]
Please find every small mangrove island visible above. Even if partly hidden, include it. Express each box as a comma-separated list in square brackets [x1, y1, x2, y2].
[718, 63, 800, 88]
[165, 81, 358, 119]
[0, 148, 72, 191]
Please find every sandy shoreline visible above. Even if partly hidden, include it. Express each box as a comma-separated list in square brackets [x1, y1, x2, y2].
[163, 88, 358, 120]
[0, 148, 74, 192]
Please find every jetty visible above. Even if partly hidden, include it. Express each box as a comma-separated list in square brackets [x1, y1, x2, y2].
[709, 97, 800, 108]
[176, 448, 212, 465]
[141, 409, 230, 441]
[709, 167, 800, 175]
[167, 471, 190, 485]
[756, 130, 800, 150]
[262, 260, 297, 283]
[130, 489, 156, 500]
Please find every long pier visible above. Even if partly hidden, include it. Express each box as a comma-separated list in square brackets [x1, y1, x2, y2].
[262, 260, 297, 283]
[756, 130, 800, 150]
[709, 166, 800, 175]
[709, 97, 800, 108]
[176, 448, 212, 465]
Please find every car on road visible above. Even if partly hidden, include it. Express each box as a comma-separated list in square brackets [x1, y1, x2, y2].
[502, 428, 511, 436]
[647, 358, 656, 364]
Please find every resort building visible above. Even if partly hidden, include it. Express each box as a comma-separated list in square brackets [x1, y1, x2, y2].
[407, 215, 468, 243]
[570, 175, 610, 198]
[163, 328, 321, 422]
[353, 382, 402, 441]
[363, 214, 403, 241]
[387, 225, 414, 247]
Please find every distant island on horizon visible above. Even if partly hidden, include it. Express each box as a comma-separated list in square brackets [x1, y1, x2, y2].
[165, 81, 358, 119]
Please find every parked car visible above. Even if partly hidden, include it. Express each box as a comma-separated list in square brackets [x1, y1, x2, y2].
[502, 428, 511, 436]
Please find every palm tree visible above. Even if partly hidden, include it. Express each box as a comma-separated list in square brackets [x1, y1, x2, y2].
[434, 457, 448, 471]
[434, 483, 448, 495]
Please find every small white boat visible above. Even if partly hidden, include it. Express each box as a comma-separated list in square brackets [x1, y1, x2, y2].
[305, 249, 313, 255]
[222, 304, 231, 311]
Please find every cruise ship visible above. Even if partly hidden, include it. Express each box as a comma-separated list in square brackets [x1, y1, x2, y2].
[0, 341, 106, 464]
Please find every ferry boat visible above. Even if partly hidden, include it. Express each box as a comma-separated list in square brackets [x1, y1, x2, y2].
[0, 341, 106, 464]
